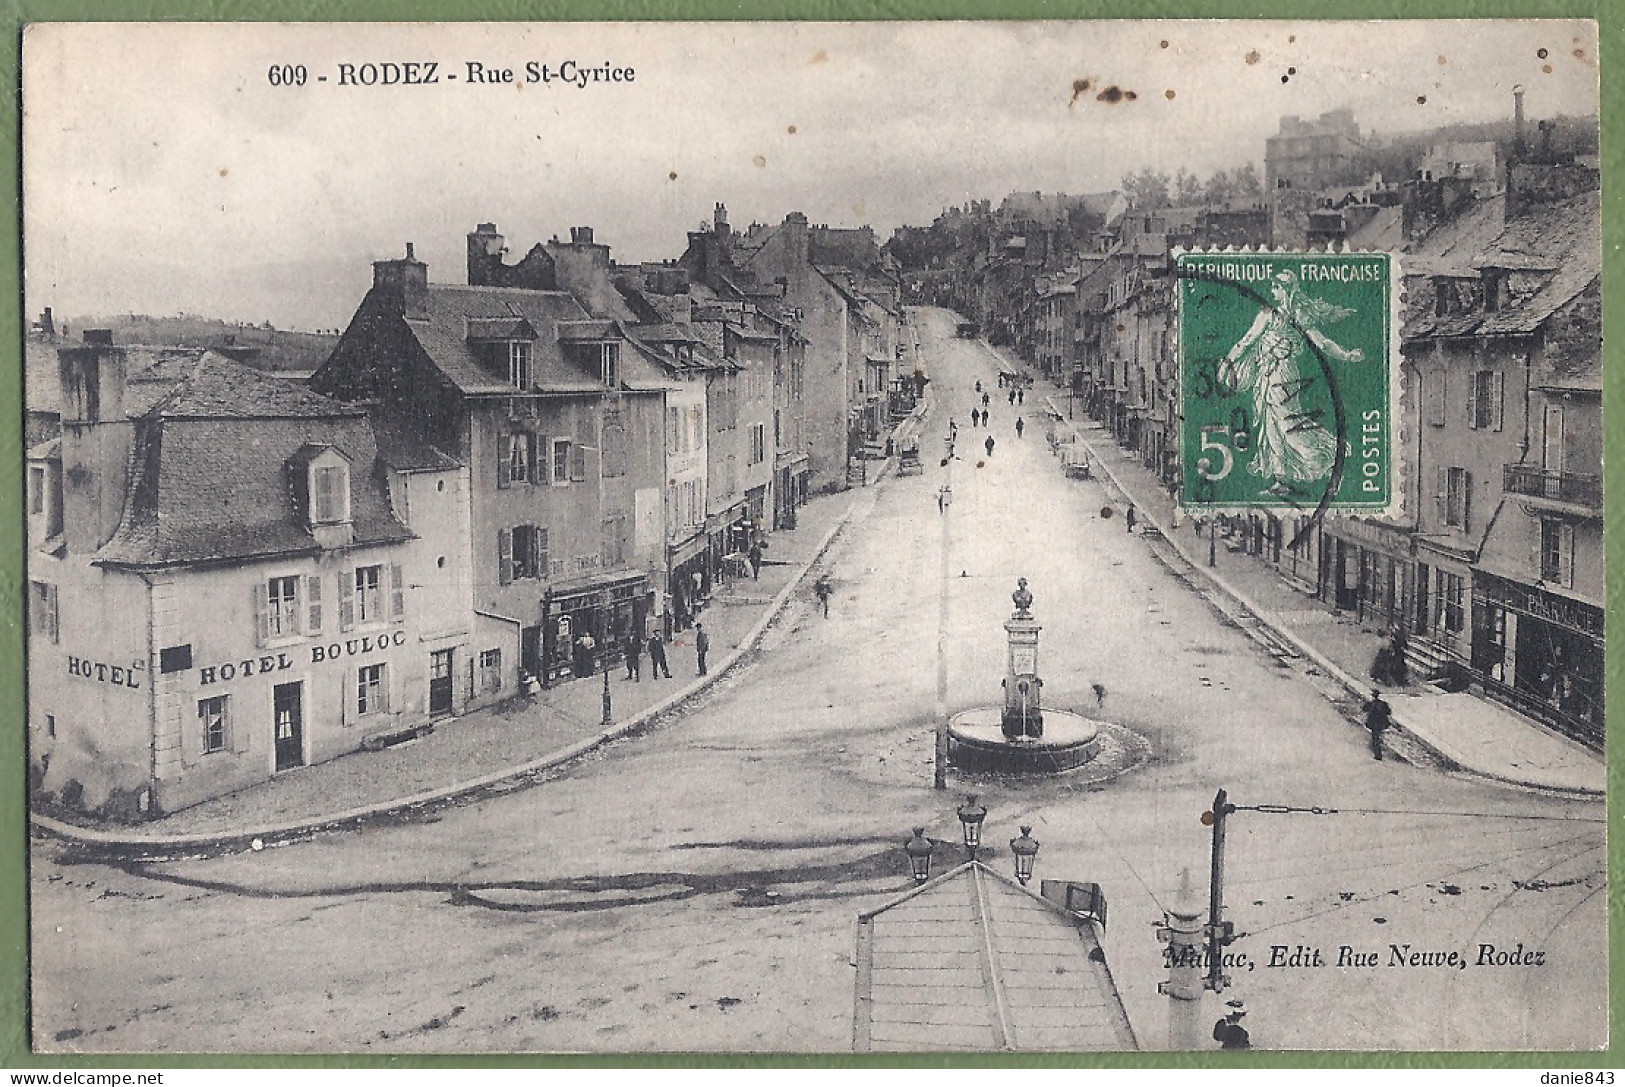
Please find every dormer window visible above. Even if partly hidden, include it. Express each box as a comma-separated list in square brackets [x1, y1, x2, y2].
[600, 342, 620, 388]
[509, 341, 533, 389]
[288, 444, 354, 547]
[312, 464, 349, 523]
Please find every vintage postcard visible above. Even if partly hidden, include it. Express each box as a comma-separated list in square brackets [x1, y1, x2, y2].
[19, 20, 1605, 1055]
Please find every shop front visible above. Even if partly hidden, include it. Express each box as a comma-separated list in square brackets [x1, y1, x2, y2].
[774, 452, 809, 529]
[667, 531, 709, 636]
[1472, 571, 1603, 748]
[540, 571, 649, 688]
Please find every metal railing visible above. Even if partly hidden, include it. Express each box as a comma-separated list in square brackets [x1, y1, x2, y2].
[1503, 464, 1602, 509]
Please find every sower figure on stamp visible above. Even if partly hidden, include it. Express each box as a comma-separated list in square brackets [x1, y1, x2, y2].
[1364, 689, 1392, 761]
[1218, 269, 1364, 498]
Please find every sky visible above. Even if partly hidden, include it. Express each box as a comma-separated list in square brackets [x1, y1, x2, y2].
[22, 19, 1600, 331]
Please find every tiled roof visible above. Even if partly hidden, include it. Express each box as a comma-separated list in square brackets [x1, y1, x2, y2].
[96, 358, 411, 568]
[372, 416, 464, 472]
[405, 285, 595, 395]
[1404, 192, 1599, 342]
[854, 861, 1138, 1052]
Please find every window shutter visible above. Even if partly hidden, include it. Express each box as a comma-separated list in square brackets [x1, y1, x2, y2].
[496, 423, 511, 489]
[1434, 466, 1446, 522]
[253, 582, 270, 646]
[46, 584, 59, 644]
[1462, 471, 1472, 532]
[181, 702, 201, 767]
[537, 527, 549, 578]
[306, 575, 323, 634]
[527, 433, 542, 485]
[1494, 371, 1505, 432]
[572, 443, 587, 482]
[498, 528, 513, 585]
[1466, 372, 1479, 430]
[1562, 523, 1575, 588]
[338, 570, 356, 631]
[389, 562, 406, 622]
[380, 665, 392, 715]
[230, 700, 250, 754]
[1532, 518, 1546, 577]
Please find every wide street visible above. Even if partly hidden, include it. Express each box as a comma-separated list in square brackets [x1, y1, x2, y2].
[30, 307, 1605, 1054]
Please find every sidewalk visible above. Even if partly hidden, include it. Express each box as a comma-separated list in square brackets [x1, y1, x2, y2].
[31, 478, 887, 849]
[997, 347, 1603, 798]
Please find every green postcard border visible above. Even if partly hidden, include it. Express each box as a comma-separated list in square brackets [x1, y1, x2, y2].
[0, 0, 1618, 1072]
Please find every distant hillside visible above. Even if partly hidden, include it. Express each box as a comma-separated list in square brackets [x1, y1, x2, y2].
[58, 314, 338, 372]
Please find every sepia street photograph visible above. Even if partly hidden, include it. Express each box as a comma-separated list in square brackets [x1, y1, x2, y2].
[19, 19, 1606, 1054]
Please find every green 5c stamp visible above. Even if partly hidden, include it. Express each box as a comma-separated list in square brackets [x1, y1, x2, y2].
[1177, 251, 1396, 517]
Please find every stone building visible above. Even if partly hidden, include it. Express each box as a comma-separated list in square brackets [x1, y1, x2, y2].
[27, 338, 472, 817]
[314, 244, 669, 689]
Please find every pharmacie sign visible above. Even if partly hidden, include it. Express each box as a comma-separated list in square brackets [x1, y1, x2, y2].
[197, 631, 409, 685]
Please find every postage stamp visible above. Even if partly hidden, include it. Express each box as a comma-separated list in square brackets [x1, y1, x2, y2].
[1176, 250, 1397, 517]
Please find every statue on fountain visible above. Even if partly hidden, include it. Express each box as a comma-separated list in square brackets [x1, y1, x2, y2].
[1001, 578, 1044, 740]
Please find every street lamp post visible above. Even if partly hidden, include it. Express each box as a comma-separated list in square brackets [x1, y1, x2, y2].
[1010, 826, 1040, 885]
[904, 827, 934, 884]
[601, 651, 613, 728]
[956, 795, 988, 859]
[934, 433, 955, 790]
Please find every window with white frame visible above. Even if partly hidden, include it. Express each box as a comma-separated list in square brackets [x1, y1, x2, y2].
[749, 423, 766, 465]
[1437, 571, 1465, 635]
[357, 663, 388, 716]
[355, 565, 384, 623]
[267, 575, 300, 637]
[508, 432, 534, 484]
[509, 341, 533, 389]
[600, 342, 620, 388]
[199, 695, 229, 754]
[551, 439, 575, 485]
[1540, 519, 1574, 587]
[480, 649, 503, 693]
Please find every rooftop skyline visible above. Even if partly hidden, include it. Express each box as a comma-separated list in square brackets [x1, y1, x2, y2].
[24, 19, 1599, 331]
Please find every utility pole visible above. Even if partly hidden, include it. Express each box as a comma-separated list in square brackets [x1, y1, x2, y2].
[934, 433, 954, 790]
[1158, 868, 1206, 1050]
[1201, 788, 1237, 992]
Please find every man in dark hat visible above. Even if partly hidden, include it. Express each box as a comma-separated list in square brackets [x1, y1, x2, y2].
[1364, 689, 1393, 761]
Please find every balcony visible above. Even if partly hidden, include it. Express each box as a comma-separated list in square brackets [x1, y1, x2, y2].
[1503, 464, 1602, 516]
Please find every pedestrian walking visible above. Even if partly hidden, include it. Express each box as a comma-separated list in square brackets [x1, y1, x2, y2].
[694, 622, 710, 675]
[748, 540, 763, 580]
[1388, 626, 1410, 685]
[975, 380, 983, 393]
[1017, 388, 1024, 405]
[647, 632, 672, 678]
[814, 574, 832, 618]
[1008, 388, 1017, 406]
[1092, 682, 1107, 708]
[1015, 416, 1025, 439]
[969, 410, 979, 428]
[1125, 504, 1137, 533]
[982, 392, 990, 408]
[573, 631, 596, 677]
[1363, 689, 1392, 761]
[984, 434, 996, 458]
[624, 632, 642, 681]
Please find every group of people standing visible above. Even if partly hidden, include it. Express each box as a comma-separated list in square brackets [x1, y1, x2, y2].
[961, 380, 1025, 457]
[617, 624, 707, 682]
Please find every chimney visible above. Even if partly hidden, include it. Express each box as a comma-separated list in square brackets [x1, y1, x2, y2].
[1513, 85, 1527, 158]
[570, 226, 595, 246]
[714, 202, 730, 238]
[467, 222, 505, 286]
[57, 332, 135, 554]
[39, 306, 53, 337]
[372, 243, 428, 316]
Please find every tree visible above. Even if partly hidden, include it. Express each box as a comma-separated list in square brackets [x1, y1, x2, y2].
[1174, 168, 1205, 206]
[1204, 168, 1235, 205]
[1232, 162, 1262, 197]
[1121, 167, 1171, 210]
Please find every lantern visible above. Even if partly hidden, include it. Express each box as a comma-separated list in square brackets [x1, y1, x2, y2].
[1010, 825, 1040, 885]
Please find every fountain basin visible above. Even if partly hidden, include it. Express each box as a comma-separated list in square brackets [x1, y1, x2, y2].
[948, 707, 1102, 773]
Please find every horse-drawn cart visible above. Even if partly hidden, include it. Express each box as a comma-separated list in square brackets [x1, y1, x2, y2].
[897, 442, 924, 475]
